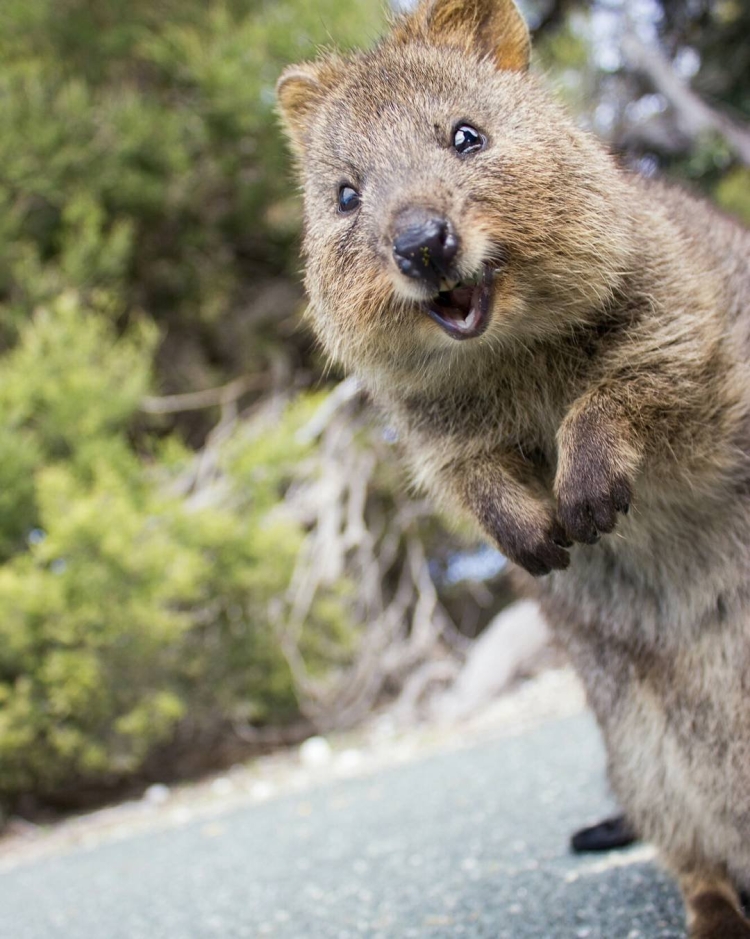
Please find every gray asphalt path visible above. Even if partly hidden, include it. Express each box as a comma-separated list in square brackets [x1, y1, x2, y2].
[0, 712, 685, 939]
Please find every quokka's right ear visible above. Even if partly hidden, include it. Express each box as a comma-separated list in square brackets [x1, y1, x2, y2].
[276, 58, 340, 155]
[400, 0, 530, 73]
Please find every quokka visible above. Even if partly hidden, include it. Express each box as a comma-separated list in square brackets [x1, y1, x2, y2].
[277, 0, 750, 934]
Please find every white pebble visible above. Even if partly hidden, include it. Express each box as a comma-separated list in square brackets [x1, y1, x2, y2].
[250, 781, 274, 801]
[335, 749, 364, 774]
[299, 736, 332, 768]
[210, 777, 234, 797]
[143, 783, 170, 805]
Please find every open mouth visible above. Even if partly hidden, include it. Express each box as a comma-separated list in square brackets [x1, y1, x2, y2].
[424, 264, 494, 340]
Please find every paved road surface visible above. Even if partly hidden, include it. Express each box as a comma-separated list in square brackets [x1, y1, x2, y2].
[0, 712, 685, 939]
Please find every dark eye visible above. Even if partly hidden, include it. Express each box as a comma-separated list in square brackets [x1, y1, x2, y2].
[338, 185, 361, 213]
[453, 124, 486, 156]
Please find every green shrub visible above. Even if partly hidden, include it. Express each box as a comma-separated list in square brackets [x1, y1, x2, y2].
[0, 0, 385, 375]
[0, 292, 361, 801]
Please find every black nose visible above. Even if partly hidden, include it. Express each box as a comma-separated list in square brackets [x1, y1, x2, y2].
[392, 211, 459, 289]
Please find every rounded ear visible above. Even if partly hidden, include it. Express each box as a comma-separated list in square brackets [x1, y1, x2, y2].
[398, 0, 530, 72]
[276, 59, 341, 155]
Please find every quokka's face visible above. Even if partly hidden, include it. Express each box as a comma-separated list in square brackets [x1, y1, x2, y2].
[298, 46, 532, 355]
[279, 0, 627, 376]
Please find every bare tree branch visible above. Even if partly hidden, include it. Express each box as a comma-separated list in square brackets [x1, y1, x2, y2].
[140, 374, 266, 415]
[622, 33, 750, 166]
[266, 387, 468, 731]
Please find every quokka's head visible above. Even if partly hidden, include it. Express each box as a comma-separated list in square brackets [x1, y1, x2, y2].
[278, 0, 634, 382]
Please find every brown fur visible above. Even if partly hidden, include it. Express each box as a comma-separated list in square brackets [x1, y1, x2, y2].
[278, 1, 750, 934]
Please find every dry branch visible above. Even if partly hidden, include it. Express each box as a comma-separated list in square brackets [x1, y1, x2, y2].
[173, 378, 476, 733]
[622, 33, 750, 166]
[273, 386, 466, 730]
[140, 374, 266, 415]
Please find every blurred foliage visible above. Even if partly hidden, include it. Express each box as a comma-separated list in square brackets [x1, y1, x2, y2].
[0, 0, 384, 395]
[660, 0, 750, 116]
[533, 0, 750, 224]
[0, 290, 364, 802]
[715, 166, 750, 221]
[0, 0, 385, 810]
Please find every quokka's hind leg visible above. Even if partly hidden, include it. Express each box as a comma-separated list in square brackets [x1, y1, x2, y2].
[569, 813, 637, 853]
[682, 874, 750, 938]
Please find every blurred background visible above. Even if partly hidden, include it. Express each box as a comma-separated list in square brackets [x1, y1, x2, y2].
[0, 0, 748, 828]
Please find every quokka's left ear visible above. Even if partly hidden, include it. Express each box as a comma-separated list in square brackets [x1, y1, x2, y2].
[398, 0, 530, 73]
[276, 56, 342, 155]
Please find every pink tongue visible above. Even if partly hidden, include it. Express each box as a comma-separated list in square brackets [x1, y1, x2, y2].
[437, 285, 474, 322]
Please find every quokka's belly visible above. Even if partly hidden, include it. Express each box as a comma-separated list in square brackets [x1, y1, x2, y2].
[601, 669, 750, 889]
[538, 533, 750, 885]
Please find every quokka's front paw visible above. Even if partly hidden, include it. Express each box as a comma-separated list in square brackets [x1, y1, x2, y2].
[557, 471, 631, 544]
[555, 405, 637, 544]
[468, 472, 572, 577]
[490, 513, 572, 577]
[556, 453, 632, 544]
[511, 521, 572, 577]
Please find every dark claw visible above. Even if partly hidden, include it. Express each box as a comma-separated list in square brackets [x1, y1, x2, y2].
[551, 521, 573, 549]
[558, 476, 632, 545]
[515, 533, 570, 577]
[559, 500, 599, 544]
[611, 478, 632, 515]
[522, 557, 552, 577]
[590, 498, 617, 535]
[570, 814, 638, 854]
[552, 535, 573, 548]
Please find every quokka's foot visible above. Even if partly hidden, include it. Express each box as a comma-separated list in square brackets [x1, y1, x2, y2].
[685, 879, 750, 939]
[569, 813, 637, 853]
